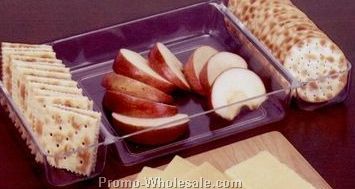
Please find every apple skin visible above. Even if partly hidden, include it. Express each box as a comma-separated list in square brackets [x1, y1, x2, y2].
[113, 51, 176, 93]
[184, 57, 206, 96]
[103, 90, 178, 118]
[101, 73, 173, 104]
[183, 46, 218, 96]
[112, 116, 188, 145]
[148, 44, 190, 91]
[199, 64, 212, 95]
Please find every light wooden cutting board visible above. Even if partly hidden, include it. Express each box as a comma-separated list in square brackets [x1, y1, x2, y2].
[120, 131, 332, 188]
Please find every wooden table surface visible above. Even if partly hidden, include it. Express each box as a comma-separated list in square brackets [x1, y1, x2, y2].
[0, 0, 354, 188]
[121, 132, 332, 189]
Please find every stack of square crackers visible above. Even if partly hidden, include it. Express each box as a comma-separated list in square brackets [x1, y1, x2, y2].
[228, 0, 349, 103]
[1, 42, 101, 176]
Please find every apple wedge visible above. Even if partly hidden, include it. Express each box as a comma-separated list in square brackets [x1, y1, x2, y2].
[101, 73, 173, 104]
[103, 90, 178, 118]
[112, 113, 189, 145]
[113, 49, 175, 93]
[200, 52, 248, 93]
[211, 68, 267, 121]
[184, 46, 218, 95]
[148, 42, 190, 90]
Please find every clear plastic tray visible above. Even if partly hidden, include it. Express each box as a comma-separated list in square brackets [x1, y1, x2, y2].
[51, 0, 291, 167]
[0, 82, 108, 186]
[0, 0, 350, 186]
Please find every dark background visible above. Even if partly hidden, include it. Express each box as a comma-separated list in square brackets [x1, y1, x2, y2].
[0, 0, 354, 188]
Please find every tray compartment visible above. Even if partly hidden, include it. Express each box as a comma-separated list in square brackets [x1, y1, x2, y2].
[52, 1, 291, 165]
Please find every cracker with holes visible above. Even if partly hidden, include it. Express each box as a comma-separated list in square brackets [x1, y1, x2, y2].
[284, 37, 348, 102]
[10, 67, 71, 80]
[1, 42, 53, 50]
[11, 63, 73, 109]
[22, 75, 78, 87]
[11, 59, 68, 72]
[32, 96, 93, 110]
[247, 1, 299, 34]
[52, 104, 100, 119]
[228, 0, 349, 103]
[29, 103, 101, 176]
[230, 0, 293, 27]
[1, 43, 58, 162]
[10, 62, 71, 100]
[11, 61, 69, 97]
[1, 47, 56, 93]
[2, 43, 102, 174]
[25, 95, 94, 145]
[20, 82, 82, 113]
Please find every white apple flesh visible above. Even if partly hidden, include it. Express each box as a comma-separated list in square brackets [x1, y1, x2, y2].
[200, 52, 248, 93]
[101, 73, 173, 104]
[113, 49, 176, 93]
[211, 68, 267, 121]
[149, 43, 190, 90]
[112, 113, 189, 145]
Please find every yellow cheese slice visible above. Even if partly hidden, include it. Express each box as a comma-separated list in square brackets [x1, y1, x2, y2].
[225, 151, 315, 189]
[136, 167, 163, 181]
[182, 162, 230, 181]
[161, 156, 197, 180]
[135, 167, 163, 189]
[109, 167, 163, 189]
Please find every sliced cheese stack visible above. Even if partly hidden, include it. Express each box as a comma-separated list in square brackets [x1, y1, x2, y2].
[111, 156, 234, 189]
[225, 151, 315, 189]
[110, 152, 316, 189]
[1, 42, 101, 176]
[228, 0, 349, 103]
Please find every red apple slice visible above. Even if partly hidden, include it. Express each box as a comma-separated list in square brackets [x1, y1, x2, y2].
[112, 113, 189, 145]
[200, 52, 248, 93]
[101, 73, 173, 104]
[103, 90, 177, 118]
[211, 68, 267, 121]
[184, 46, 218, 95]
[149, 43, 190, 90]
[113, 49, 175, 93]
